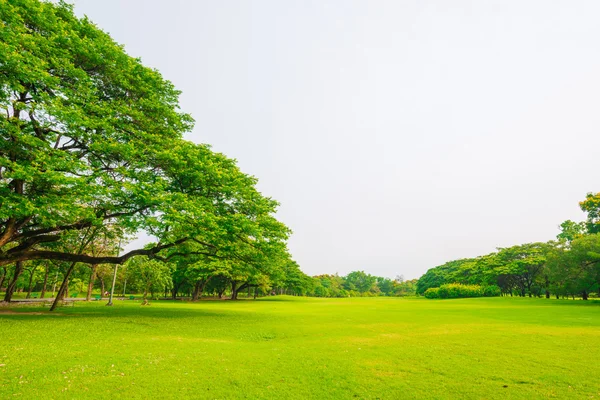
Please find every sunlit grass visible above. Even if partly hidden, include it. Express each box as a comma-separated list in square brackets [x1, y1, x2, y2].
[1, 296, 599, 399]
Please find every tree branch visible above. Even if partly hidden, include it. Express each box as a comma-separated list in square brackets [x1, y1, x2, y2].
[0, 237, 191, 266]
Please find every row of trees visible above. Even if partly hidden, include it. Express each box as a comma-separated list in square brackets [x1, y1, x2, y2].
[0, 257, 417, 302]
[308, 272, 416, 298]
[416, 193, 600, 300]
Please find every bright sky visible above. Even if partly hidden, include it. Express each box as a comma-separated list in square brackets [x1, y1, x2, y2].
[71, 0, 600, 279]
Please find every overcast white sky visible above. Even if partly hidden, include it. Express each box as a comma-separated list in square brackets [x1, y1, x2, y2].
[71, 0, 600, 279]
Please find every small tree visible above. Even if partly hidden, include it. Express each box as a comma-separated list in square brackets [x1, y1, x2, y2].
[126, 257, 173, 305]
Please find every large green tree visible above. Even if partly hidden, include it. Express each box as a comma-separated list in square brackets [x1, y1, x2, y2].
[547, 234, 600, 300]
[0, 0, 291, 299]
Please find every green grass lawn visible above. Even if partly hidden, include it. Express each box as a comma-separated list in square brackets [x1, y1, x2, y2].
[1, 296, 599, 399]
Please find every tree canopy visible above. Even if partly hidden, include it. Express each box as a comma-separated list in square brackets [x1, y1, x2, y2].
[416, 197, 600, 300]
[0, 0, 289, 266]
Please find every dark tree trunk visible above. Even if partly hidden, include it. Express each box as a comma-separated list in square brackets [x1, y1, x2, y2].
[25, 269, 35, 299]
[50, 262, 76, 311]
[254, 286, 258, 299]
[555, 294, 559, 299]
[0, 266, 7, 292]
[171, 279, 186, 300]
[191, 277, 210, 301]
[231, 281, 238, 300]
[545, 290, 550, 299]
[40, 264, 49, 299]
[231, 282, 250, 300]
[191, 280, 201, 301]
[4, 261, 24, 302]
[86, 264, 98, 301]
[582, 290, 588, 300]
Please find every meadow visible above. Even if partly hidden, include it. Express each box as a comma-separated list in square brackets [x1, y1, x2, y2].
[1, 296, 599, 399]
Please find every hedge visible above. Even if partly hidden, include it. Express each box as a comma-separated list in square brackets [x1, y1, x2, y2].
[424, 283, 501, 299]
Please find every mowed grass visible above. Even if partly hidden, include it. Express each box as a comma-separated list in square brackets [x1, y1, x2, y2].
[1, 297, 599, 399]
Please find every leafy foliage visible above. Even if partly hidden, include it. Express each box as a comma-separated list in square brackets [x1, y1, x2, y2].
[424, 283, 500, 299]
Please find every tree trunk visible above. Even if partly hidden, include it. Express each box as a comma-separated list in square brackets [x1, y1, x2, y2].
[64, 277, 69, 299]
[191, 278, 211, 302]
[582, 290, 588, 300]
[191, 281, 201, 301]
[86, 264, 98, 301]
[40, 265, 49, 299]
[100, 277, 105, 296]
[254, 286, 258, 299]
[141, 283, 150, 305]
[25, 269, 35, 299]
[50, 262, 76, 311]
[3, 262, 24, 302]
[555, 294, 559, 299]
[231, 281, 238, 300]
[0, 266, 7, 292]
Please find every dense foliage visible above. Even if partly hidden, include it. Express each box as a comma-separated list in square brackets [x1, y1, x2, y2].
[417, 195, 600, 300]
[423, 284, 500, 299]
[306, 272, 416, 298]
[0, 262, 416, 300]
[0, 0, 296, 308]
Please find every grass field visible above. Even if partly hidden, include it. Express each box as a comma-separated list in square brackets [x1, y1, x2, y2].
[1, 296, 599, 399]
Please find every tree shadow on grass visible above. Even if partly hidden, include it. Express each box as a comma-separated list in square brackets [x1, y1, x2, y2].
[255, 295, 317, 302]
[0, 302, 261, 321]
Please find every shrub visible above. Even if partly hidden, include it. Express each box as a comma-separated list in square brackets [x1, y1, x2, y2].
[483, 285, 501, 297]
[424, 283, 501, 299]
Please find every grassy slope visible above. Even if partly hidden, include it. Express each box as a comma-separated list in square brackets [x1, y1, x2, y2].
[0, 297, 599, 399]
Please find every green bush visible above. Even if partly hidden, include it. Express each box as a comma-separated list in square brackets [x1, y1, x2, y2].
[483, 285, 501, 297]
[424, 284, 501, 299]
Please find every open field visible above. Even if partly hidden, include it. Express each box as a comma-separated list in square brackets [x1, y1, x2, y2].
[1, 297, 599, 399]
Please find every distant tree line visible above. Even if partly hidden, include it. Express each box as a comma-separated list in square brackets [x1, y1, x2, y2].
[303, 272, 417, 298]
[416, 193, 600, 300]
[0, 256, 417, 301]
